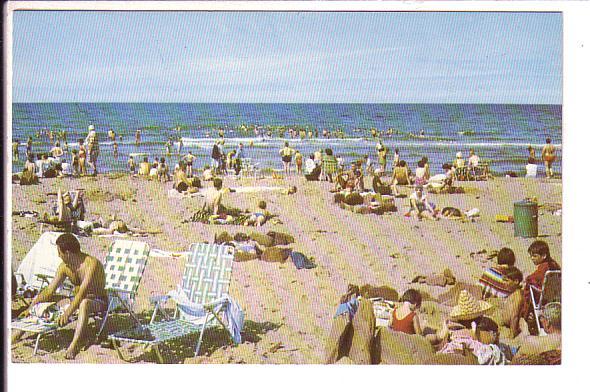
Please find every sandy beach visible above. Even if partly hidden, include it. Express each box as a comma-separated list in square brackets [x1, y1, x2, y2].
[10, 173, 562, 364]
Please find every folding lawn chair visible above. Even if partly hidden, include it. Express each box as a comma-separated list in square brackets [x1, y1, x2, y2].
[109, 242, 241, 363]
[530, 270, 561, 336]
[11, 239, 150, 355]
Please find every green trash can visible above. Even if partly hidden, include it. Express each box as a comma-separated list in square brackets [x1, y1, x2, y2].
[514, 200, 538, 238]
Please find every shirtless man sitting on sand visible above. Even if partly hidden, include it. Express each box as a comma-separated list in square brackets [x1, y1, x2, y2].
[13, 233, 108, 359]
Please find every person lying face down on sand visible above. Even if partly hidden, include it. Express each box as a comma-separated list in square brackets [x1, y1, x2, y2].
[91, 214, 148, 236]
[246, 200, 271, 227]
[13, 233, 108, 360]
[408, 186, 438, 220]
[513, 302, 561, 362]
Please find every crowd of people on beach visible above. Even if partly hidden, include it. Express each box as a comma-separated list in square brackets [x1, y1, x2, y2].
[326, 240, 561, 365]
[10, 125, 561, 364]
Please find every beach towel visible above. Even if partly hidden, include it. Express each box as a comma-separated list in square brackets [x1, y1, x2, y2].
[334, 296, 359, 320]
[290, 251, 315, 269]
[167, 287, 244, 344]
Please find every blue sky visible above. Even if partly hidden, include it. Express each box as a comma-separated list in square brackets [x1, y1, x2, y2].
[12, 12, 562, 103]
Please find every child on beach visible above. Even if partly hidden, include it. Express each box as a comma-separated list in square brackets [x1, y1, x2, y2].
[295, 150, 303, 175]
[518, 240, 560, 336]
[408, 186, 438, 220]
[78, 139, 87, 176]
[479, 247, 523, 299]
[128, 155, 136, 174]
[389, 289, 423, 335]
[71, 150, 79, 177]
[414, 159, 429, 187]
[157, 157, 170, 182]
[247, 200, 271, 227]
[113, 141, 118, 159]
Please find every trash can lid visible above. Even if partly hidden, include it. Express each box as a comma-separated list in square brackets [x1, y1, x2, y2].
[514, 200, 538, 206]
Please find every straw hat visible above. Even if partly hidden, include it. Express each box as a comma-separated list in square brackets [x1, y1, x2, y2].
[456, 151, 462, 158]
[449, 290, 493, 321]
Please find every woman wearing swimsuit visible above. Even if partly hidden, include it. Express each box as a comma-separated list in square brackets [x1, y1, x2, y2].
[541, 137, 556, 178]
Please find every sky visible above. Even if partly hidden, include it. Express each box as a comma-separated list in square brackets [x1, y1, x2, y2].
[12, 11, 562, 103]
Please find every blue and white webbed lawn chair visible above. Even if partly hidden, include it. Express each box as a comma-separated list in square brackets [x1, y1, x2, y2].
[11, 239, 150, 355]
[109, 242, 243, 363]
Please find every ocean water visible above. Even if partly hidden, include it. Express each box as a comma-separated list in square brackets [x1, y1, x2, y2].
[11, 103, 562, 176]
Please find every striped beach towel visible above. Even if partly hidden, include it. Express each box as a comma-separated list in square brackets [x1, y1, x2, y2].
[479, 267, 519, 298]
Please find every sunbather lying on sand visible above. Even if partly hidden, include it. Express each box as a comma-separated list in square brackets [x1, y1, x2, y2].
[246, 200, 271, 227]
[12, 233, 108, 360]
[91, 215, 148, 236]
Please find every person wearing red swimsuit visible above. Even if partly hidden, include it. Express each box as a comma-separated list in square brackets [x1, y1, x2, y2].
[389, 289, 423, 335]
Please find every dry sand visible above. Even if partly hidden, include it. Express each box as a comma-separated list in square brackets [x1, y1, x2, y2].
[10, 174, 562, 363]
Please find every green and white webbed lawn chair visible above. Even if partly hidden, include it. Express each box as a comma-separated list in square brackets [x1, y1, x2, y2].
[97, 239, 152, 339]
[109, 242, 242, 363]
[11, 239, 150, 356]
[530, 270, 561, 336]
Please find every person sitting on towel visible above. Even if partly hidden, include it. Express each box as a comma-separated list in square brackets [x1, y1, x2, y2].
[372, 168, 392, 195]
[12, 233, 108, 360]
[200, 178, 232, 215]
[389, 289, 423, 335]
[173, 161, 200, 193]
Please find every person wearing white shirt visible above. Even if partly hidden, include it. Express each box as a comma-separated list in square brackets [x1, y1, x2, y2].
[468, 149, 480, 167]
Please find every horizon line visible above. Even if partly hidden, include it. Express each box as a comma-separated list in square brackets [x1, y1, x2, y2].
[12, 101, 563, 106]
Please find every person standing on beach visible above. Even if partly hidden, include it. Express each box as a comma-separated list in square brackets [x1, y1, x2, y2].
[377, 141, 388, 172]
[135, 129, 141, 146]
[541, 138, 557, 178]
[13, 139, 20, 161]
[211, 141, 222, 173]
[113, 141, 119, 159]
[26, 136, 33, 158]
[78, 139, 87, 176]
[177, 137, 184, 155]
[279, 142, 294, 176]
[85, 125, 99, 176]
[12, 233, 108, 360]
[183, 151, 195, 177]
[295, 150, 303, 175]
